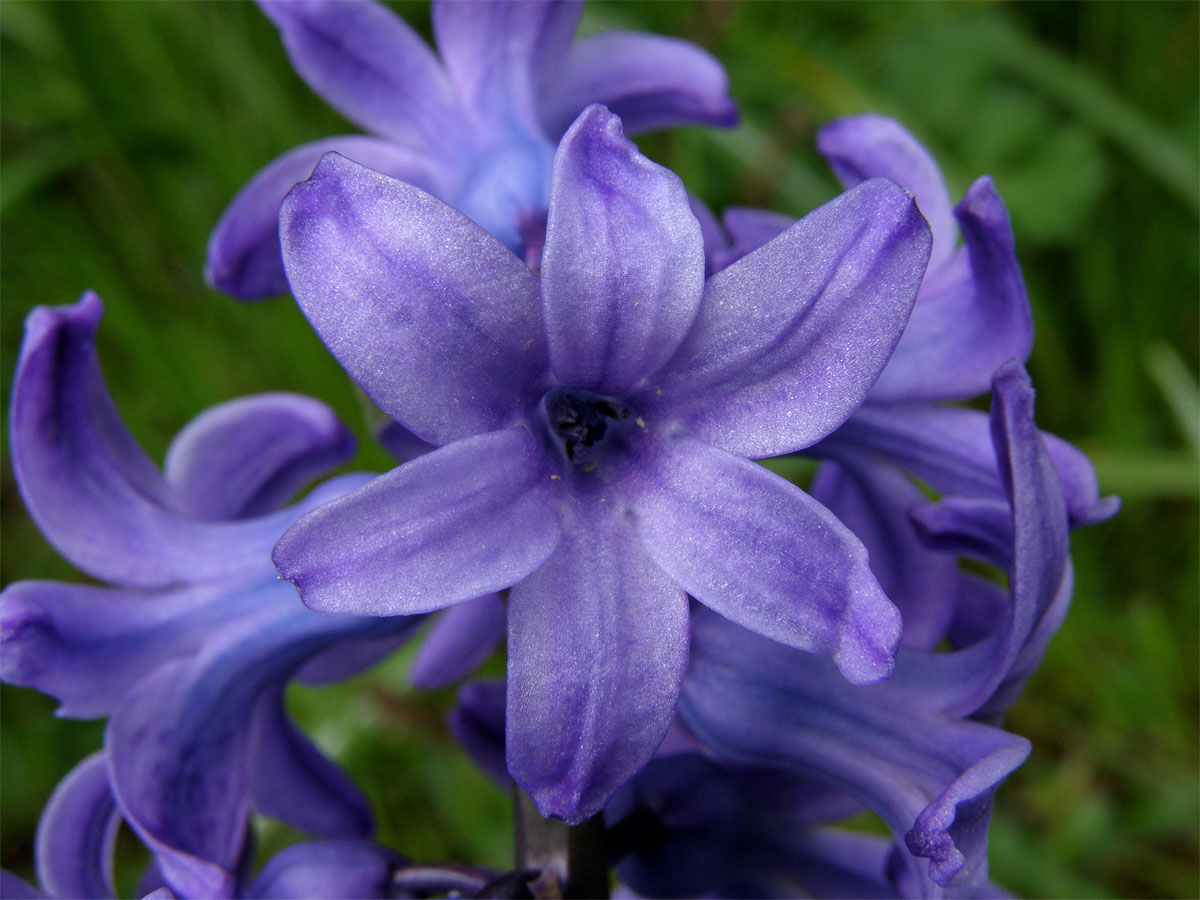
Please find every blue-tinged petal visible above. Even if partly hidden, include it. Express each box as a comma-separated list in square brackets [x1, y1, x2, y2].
[294, 631, 413, 686]
[35, 753, 118, 900]
[206, 135, 454, 300]
[910, 496, 1015, 568]
[409, 593, 505, 689]
[246, 688, 374, 839]
[819, 403, 1115, 528]
[106, 592, 412, 899]
[432, 0, 580, 135]
[626, 436, 901, 685]
[868, 177, 1034, 403]
[655, 178, 931, 458]
[274, 428, 562, 617]
[243, 840, 401, 900]
[0, 580, 242, 719]
[680, 608, 1030, 894]
[817, 114, 958, 270]
[164, 393, 353, 521]
[279, 153, 547, 446]
[0, 872, 44, 899]
[9, 294, 345, 588]
[686, 194, 727, 278]
[257, 0, 462, 148]
[541, 106, 704, 393]
[541, 31, 737, 138]
[810, 458, 960, 650]
[719, 206, 792, 270]
[506, 488, 689, 823]
[373, 420, 437, 464]
[449, 680, 509, 786]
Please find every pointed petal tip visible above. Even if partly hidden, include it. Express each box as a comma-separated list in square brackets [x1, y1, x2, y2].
[833, 578, 902, 685]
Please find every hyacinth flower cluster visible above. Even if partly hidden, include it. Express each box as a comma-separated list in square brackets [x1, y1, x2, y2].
[2, 1, 1117, 898]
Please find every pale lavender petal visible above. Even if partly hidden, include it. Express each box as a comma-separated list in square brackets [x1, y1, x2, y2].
[409, 593, 505, 689]
[821, 403, 1115, 528]
[542, 31, 737, 138]
[35, 753, 119, 900]
[868, 177, 1034, 403]
[655, 178, 931, 457]
[206, 136, 453, 300]
[273, 428, 562, 616]
[279, 153, 547, 445]
[257, 0, 461, 147]
[626, 436, 901, 685]
[449, 680, 509, 785]
[507, 491, 689, 822]
[809, 458, 959, 650]
[244, 841, 401, 900]
[541, 105, 704, 393]
[164, 393, 353, 520]
[817, 114, 958, 270]
[432, 0, 580, 133]
[9, 294, 333, 588]
[247, 688, 373, 838]
[681, 609, 1030, 894]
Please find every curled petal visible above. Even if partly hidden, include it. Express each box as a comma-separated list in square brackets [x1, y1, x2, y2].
[279, 153, 547, 446]
[409, 593, 505, 689]
[507, 490, 689, 822]
[36, 753, 119, 900]
[817, 114, 958, 270]
[257, 0, 461, 148]
[206, 136, 453, 300]
[432, 0, 581, 134]
[656, 178, 931, 457]
[541, 105, 704, 393]
[243, 840, 402, 900]
[542, 30, 738, 138]
[164, 393, 354, 521]
[868, 177, 1034, 403]
[273, 428, 562, 616]
[626, 436, 901, 685]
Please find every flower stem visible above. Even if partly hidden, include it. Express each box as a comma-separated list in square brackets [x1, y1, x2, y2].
[513, 786, 609, 899]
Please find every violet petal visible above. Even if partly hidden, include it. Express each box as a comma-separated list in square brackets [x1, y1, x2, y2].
[35, 753, 119, 900]
[279, 153, 547, 446]
[541, 105, 704, 393]
[243, 840, 402, 900]
[273, 428, 562, 617]
[506, 490, 689, 822]
[655, 178, 931, 458]
[626, 436, 901, 685]
[409, 593, 506, 690]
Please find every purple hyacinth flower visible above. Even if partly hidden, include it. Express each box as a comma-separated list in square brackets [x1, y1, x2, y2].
[677, 362, 1071, 896]
[206, 0, 738, 299]
[271, 104, 933, 822]
[0, 294, 420, 899]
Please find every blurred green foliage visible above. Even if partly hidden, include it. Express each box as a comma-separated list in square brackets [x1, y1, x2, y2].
[1, 2, 1196, 897]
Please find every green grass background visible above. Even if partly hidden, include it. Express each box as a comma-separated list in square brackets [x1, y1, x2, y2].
[1, 1, 1196, 897]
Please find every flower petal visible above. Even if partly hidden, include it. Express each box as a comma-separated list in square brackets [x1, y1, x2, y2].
[279, 153, 547, 446]
[409, 593, 505, 689]
[817, 114, 958, 270]
[0, 872, 44, 899]
[163, 393, 354, 521]
[449, 680, 509, 786]
[542, 31, 738, 138]
[506, 490, 689, 822]
[206, 136, 454, 301]
[717, 206, 793, 270]
[107, 592, 411, 899]
[9, 294, 342, 588]
[626, 436, 901, 685]
[868, 177, 1034, 403]
[541, 105, 704, 393]
[246, 689, 374, 839]
[809, 458, 960, 651]
[35, 753, 119, 900]
[432, 0, 581, 134]
[244, 841, 402, 900]
[257, 0, 461, 147]
[273, 428, 562, 616]
[680, 608, 1030, 894]
[655, 178, 931, 458]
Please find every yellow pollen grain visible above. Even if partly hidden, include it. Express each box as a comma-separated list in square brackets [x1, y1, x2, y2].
[582, 462, 597, 472]
[636, 416, 646, 428]
[550, 474, 561, 480]
[655, 387, 663, 396]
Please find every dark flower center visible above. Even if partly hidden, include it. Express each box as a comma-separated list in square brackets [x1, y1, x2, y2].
[543, 387, 632, 467]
